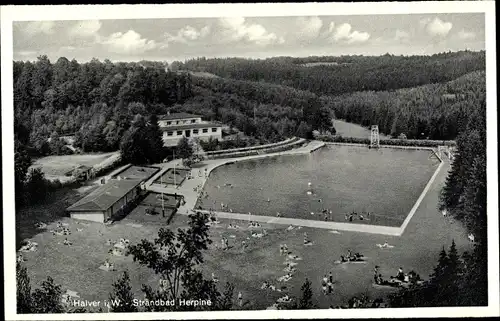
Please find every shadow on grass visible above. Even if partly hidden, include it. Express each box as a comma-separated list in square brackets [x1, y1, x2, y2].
[15, 185, 95, 249]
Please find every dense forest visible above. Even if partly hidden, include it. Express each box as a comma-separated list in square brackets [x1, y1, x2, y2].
[14, 56, 192, 156]
[388, 98, 487, 307]
[13, 52, 486, 159]
[169, 69, 485, 141]
[175, 51, 485, 96]
[329, 70, 485, 139]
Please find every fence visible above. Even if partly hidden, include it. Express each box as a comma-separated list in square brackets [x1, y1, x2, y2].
[318, 135, 456, 148]
[203, 137, 298, 156]
[205, 138, 306, 160]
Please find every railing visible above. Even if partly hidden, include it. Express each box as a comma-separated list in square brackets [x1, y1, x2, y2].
[205, 138, 307, 160]
[202, 137, 298, 156]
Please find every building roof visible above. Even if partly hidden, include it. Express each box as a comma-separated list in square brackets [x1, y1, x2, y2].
[161, 122, 223, 132]
[158, 112, 201, 121]
[66, 178, 143, 212]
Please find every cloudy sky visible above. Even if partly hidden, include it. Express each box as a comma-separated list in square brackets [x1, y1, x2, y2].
[13, 13, 484, 63]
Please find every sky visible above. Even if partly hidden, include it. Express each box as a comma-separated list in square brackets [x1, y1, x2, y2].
[12, 13, 485, 63]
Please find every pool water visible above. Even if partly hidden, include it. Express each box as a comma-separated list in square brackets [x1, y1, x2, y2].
[197, 146, 439, 227]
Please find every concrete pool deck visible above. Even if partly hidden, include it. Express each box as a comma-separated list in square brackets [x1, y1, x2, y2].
[144, 140, 445, 236]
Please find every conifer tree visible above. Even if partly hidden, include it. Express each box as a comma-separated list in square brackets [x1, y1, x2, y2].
[16, 263, 33, 313]
[109, 271, 138, 312]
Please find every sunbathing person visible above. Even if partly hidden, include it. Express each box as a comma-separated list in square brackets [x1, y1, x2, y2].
[63, 238, 72, 246]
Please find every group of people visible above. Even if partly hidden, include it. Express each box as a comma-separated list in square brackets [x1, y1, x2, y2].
[249, 221, 262, 228]
[279, 244, 289, 255]
[195, 168, 208, 178]
[52, 222, 71, 236]
[373, 266, 421, 286]
[344, 211, 371, 222]
[100, 259, 116, 271]
[339, 249, 363, 262]
[321, 209, 333, 221]
[303, 232, 313, 245]
[19, 240, 38, 253]
[251, 230, 267, 238]
[220, 237, 230, 250]
[321, 272, 335, 295]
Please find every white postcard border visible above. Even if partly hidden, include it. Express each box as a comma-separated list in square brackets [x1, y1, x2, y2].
[2, 1, 498, 319]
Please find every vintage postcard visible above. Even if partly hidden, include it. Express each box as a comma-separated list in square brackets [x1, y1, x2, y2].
[1, 2, 498, 320]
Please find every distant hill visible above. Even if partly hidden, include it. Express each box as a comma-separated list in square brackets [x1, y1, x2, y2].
[177, 51, 485, 96]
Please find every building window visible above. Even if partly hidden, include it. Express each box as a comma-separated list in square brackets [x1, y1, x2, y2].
[202, 128, 208, 133]
[177, 131, 183, 136]
[212, 128, 217, 132]
[176, 121, 180, 124]
[191, 119, 196, 123]
[167, 121, 171, 125]
[167, 131, 173, 136]
[193, 129, 199, 134]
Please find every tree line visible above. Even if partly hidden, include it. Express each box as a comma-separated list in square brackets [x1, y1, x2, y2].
[386, 97, 487, 307]
[14, 56, 192, 157]
[175, 51, 485, 96]
[169, 76, 334, 142]
[328, 71, 485, 140]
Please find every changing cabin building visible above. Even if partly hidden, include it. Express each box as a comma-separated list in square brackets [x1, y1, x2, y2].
[66, 165, 159, 223]
[158, 112, 223, 147]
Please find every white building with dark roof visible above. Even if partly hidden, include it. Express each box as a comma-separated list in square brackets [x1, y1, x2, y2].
[158, 112, 223, 147]
[66, 165, 159, 223]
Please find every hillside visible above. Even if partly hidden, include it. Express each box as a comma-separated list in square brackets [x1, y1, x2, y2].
[176, 51, 485, 96]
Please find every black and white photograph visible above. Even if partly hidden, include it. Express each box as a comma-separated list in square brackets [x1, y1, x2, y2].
[1, 2, 498, 320]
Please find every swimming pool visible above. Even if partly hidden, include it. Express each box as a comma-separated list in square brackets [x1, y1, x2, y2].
[196, 145, 439, 227]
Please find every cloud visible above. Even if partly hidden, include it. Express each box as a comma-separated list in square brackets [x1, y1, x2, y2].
[68, 20, 102, 38]
[100, 30, 157, 54]
[457, 29, 476, 40]
[421, 17, 453, 37]
[22, 21, 55, 36]
[17, 50, 37, 56]
[328, 22, 335, 33]
[165, 25, 210, 44]
[332, 23, 370, 44]
[218, 17, 284, 46]
[295, 16, 323, 41]
[394, 29, 410, 42]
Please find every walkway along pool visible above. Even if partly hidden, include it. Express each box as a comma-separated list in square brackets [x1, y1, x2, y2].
[196, 145, 440, 228]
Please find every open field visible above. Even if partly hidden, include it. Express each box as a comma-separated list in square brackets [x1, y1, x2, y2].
[333, 119, 390, 140]
[196, 145, 439, 227]
[16, 158, 472, 310]
[30, 152, 120, 182]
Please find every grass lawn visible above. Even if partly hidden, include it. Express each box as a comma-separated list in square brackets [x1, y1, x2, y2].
[333, 120, 390, 140]
[15, 185, 99, 248]
[30, 152, 120, 182]
[16, 161, 472, 311]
